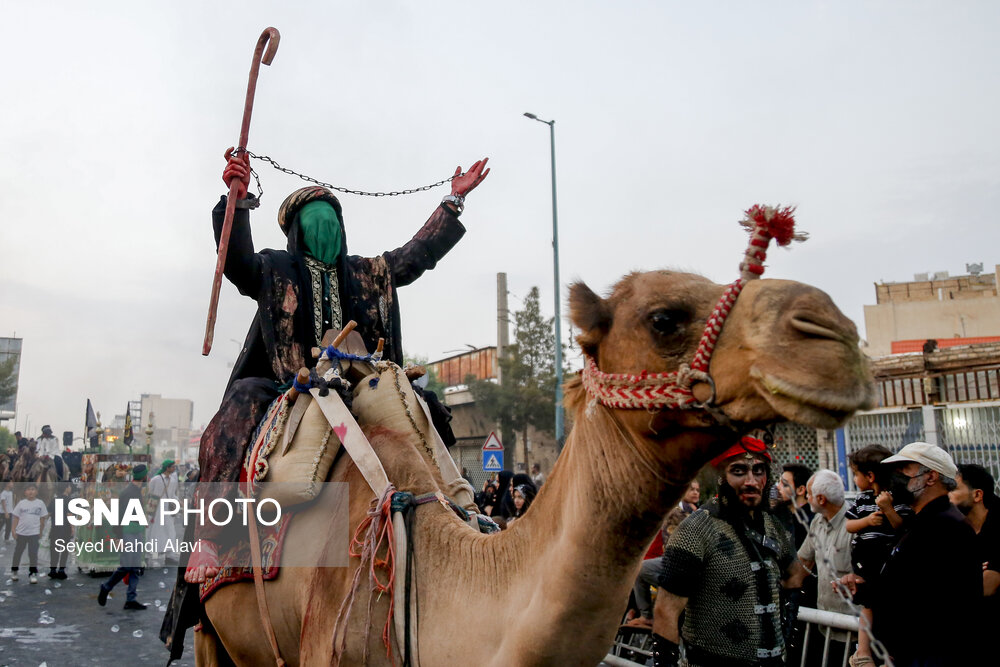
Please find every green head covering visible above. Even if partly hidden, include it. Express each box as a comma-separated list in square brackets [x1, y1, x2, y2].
[158, 459, 175, 474]
[131, 464, 148, 481]
[298, 200, 343, 265]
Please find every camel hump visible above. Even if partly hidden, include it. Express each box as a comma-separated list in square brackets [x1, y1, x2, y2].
[353, 361, 478, 511]
[245, 391, 342, 509]
[352, 362, 436, 465]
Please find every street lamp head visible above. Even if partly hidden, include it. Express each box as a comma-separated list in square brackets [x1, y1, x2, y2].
[523, 112, 538, 119]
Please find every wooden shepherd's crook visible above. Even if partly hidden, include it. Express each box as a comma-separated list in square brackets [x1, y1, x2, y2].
[202, 27, 280, 356]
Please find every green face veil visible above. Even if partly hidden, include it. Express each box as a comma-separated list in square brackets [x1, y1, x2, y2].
[298, 200, 343, 265]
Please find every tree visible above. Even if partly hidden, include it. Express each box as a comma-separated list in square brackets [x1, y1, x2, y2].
[0, 356, 18, 407]
[0, 426, 15, 450]
[110, 440, 131, 455]
[403, 353, 447, 396]
[468, 286, 563, 467]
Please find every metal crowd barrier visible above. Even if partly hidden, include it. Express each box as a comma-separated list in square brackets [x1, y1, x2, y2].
[603, 607, 861, 667]
[796, 606, 860, 667]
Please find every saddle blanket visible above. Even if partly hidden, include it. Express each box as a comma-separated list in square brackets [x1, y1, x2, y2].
[198, 512, 292, 603]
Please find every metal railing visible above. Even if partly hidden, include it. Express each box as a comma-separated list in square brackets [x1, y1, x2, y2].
[604, 607, 861, 667]
[876, 365, 1000, 408]
[797, 606, 860, 667]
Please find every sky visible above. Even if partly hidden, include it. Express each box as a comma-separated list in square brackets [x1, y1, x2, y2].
[3, 1, 999, 437]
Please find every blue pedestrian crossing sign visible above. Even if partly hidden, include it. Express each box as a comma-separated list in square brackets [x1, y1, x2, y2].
[482, 431, 504, 471]
[483, 451, 504, 471]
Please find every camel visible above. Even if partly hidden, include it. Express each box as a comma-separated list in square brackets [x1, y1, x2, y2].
[9, 446, 62, 505]
[0, 448, 15, 482]
[196, 261, 874, 666]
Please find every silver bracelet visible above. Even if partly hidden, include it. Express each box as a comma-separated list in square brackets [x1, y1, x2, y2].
[441, 194, 464, 215]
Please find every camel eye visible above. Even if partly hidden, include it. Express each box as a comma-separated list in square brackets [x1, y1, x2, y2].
[648, 309, 687, 337]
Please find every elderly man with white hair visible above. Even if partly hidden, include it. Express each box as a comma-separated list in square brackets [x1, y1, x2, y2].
[795, 469, 855, 663]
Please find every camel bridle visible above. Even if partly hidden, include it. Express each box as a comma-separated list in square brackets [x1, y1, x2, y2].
[581, 205, 804, 414]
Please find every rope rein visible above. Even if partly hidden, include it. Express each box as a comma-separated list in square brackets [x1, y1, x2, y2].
[333, 484, 398, 664]
[331, 484, 498, 666]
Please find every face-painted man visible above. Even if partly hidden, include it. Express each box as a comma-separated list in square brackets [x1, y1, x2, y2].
[653, 436, 804, 667]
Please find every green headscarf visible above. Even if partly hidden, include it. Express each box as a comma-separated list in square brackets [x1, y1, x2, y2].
[158, 459, 175, 474]
[298, 200, 343, 265]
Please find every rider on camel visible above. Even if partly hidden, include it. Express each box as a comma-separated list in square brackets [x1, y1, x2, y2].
[35, 426, 64, 480]
[183, 148, 490, 584]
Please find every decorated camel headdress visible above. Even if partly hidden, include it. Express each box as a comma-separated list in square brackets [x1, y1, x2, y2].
[581, 205, 806, 412]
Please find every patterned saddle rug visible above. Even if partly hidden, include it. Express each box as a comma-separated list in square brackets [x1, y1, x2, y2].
[198, 512, 293, 603]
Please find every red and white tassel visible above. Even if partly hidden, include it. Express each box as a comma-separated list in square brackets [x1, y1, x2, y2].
[738, 205, 806, 283]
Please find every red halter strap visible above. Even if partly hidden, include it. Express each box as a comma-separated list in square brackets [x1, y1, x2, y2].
[582, 205, 803, 412]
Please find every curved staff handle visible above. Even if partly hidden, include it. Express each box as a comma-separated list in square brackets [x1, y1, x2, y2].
[202, 27, 281, 356]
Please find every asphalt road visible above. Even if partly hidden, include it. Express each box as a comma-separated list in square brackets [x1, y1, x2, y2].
[0, 540, 195, 667]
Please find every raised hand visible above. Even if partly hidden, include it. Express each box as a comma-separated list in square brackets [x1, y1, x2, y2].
[222, 146, 251, 200]
[451, 158, 490, 199]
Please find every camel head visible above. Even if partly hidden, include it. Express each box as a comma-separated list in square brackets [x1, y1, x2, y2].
[570, 270, 874, 438]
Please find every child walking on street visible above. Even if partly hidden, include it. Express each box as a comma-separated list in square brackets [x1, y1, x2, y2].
[9, 483, 49, 584]
[48, 482, 74, 579]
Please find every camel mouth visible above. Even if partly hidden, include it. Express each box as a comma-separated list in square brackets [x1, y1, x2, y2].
[749, 367, 874, 429]
[788, 316, 853, 345]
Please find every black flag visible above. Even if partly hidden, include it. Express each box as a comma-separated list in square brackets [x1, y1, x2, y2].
[86, 399, 98, 448]
[123, 404, 134, 447]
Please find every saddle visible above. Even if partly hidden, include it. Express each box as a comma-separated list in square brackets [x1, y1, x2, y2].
[244, 325, 476, 512]
[242, 328, 381, 508]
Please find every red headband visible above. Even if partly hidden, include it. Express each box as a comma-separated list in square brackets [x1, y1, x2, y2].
[710, 436, 771, 467]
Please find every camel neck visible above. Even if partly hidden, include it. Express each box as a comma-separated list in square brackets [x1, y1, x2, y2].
[473, 401, 711, 659]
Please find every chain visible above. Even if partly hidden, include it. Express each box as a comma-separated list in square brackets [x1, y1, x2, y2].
[234, 148, 458, 200]
[789, 505, 895, 667]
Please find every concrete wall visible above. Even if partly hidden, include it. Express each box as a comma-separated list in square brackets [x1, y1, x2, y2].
[864, 294, 1000, 357]
[864, 267, 1000, 357]
[140, 394, 193, 431]
[443, 388, 558, 481]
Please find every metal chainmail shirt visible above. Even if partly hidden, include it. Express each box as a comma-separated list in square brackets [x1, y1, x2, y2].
[659, 501, 795, 665]
[304, 256, 342, 347]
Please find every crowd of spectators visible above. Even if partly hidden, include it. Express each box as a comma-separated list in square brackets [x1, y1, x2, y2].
[631, 437, 998, 667]
[474, 469, 540, 528]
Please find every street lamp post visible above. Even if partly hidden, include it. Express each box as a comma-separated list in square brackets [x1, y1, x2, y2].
[523, 112, 564, 447]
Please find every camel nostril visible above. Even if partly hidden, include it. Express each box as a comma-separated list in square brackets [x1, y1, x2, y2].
[788, 314, 848, 342]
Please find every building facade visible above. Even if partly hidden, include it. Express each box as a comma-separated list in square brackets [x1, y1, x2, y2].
[863, 265, 1000, 357]
[426, 347, 559, 489]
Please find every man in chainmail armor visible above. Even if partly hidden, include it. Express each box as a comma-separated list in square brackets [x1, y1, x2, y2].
[652, 436, 808, 667]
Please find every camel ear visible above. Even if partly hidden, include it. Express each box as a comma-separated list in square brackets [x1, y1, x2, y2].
[569, 281, 611, 356]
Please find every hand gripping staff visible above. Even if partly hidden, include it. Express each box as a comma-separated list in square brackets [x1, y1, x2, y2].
[202, 27, 280, 355]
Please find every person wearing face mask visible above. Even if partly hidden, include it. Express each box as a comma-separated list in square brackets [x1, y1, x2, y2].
[183, 148, 489, 581]
[162, 148, 489, 657]
[853, 442, 982, 666]
[842, 445, 913, 667]
[652, 436, 808, 667]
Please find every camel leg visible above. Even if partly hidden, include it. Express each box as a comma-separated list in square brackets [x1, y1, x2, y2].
[194, 622, 237, 667]
[205, 581, 304, 666]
